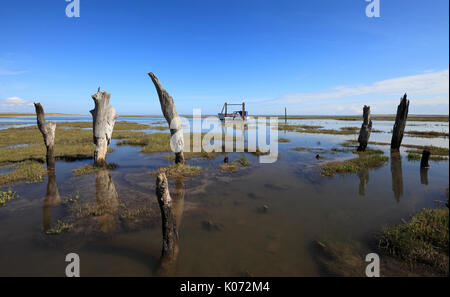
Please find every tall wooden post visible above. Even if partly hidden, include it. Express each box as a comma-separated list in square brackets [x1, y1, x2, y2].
[148, 72, 185, 164]
[90, 88, 118, 166]
[34, 103, 56, 170]
[156, 172, 179, 276]
[225, 102, 227, 116]
[391, 94, 409, 151]
[285, 107, 287, 124]
[357, 105, 372, 152]
[242, 102, 245, 120]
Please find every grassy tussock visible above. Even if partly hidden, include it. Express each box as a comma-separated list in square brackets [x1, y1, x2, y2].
[278, 137, 290, 143]
[45, 220, 74, 235]
[151, 164, 201, 179]
[0, 188, 17, 207]
[321, 154, 388, 176]
[379, 207, 449, 274]
[219, 154, 250, 172]
[72, 163, 118, 177]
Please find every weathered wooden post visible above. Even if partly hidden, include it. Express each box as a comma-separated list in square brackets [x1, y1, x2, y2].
[90, 87, 118, 166]
[156, 172, 179, 275]
[34, 103, 56, 170]
[420, 149, 430, 168]
[285, 107, 287, 124]
[391, 94, 409, 151]
[357, 105, 372, 152]
[148, 73, 185, 164]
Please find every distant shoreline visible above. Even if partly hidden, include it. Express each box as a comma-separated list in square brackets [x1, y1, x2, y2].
[0, 113, 448, 122]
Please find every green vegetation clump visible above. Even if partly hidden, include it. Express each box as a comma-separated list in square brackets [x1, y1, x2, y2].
[405, 146, 449, 156]
[72, 163, 118, 177]
[379, 207, 449, 274]
[407, 152, 421, 161]
[238, 153, 250, 167]
[219, 154, 251, 172]
[0, 161, 46, 185]
[321, 154, 388, 176]
[291, 147, 327, 153]
[0, 188, 17, 206]
[278, 137, 291, 143]
[45, 220, 73, 235]
[151, 163, 201, 179]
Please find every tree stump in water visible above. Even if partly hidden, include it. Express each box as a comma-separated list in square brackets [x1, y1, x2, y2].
[34, 103, 56, 170]
[357, 105, 372, 152]
[391, 94, 409, 151]
[90, 88, 118, 166]
[148, 72, 185, 164]
[156, 173, 179, 276]
[420, 149, 430, 168]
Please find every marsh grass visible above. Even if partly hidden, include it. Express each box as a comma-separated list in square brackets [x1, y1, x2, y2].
[72, 163, 118, 177]
[58, 121, 150, 130]
[151, 163, 201, 179]
[292, 147, 327, 153]
[0, 188, 17, 207]
[0, 161, 45, 185]
[405, 130, 449, 138]
[278, 137, 290, 143]
[321, 154, 388, 176]
[45, 220, 73, 235]
[379, 207, 449, 274]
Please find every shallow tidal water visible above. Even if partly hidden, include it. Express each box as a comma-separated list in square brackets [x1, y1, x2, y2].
[0, 116, 448, 276]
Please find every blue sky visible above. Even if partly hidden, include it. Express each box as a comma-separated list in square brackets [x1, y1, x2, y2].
[0, 0, 448, 115]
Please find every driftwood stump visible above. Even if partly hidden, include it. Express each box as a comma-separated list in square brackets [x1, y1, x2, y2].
[42, 169, 61, 233]
[34, 103, 56, 170]
[420, 149, 430, 168]
[155, 173, 179, 276]
[391, 94, 409, 151]
[148, 73, 185, 164]
[90, 88, 118, 166]
[357, 106, 372, 152]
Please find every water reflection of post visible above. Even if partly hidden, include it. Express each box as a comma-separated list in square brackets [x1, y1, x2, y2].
[420, 168, 429, 185]
[155, 173, 179, 276]
[390, 152, 403, 203]
[43, 169, 61, 233]
[95, 169, 119, 233]
[172, 178, 185, 232]
[357, 168, 369, 196]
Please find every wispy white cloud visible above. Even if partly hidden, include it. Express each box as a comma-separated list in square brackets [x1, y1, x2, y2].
[276, 70, 449, 104]
[0, 96, 34, 111]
